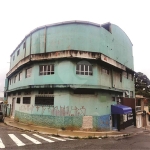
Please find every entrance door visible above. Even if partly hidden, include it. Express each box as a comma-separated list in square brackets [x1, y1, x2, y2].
[136, 115, 142, 128]
[12, 98, 16, 117]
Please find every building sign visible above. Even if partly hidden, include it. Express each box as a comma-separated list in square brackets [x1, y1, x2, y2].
[128, 113, 133, 120]
[101, 54, 126, 71]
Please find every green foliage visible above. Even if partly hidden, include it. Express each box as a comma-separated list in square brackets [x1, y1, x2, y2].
[135, 72, 150, 98]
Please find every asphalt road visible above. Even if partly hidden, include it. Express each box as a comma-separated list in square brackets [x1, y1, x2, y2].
[1, 122, 150, 150]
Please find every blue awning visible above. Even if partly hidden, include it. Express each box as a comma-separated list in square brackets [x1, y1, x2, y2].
[111, 104, 132, 114]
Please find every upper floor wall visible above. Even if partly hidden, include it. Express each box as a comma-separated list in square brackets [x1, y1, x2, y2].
[8, 59, 134, 94]
[10, 21, 133, 70]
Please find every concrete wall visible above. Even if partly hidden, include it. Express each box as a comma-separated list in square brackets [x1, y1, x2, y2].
[8, 60, 134, 94]
[7, 89, 116, 130]
[10, 23, 133, 70]
[7, 89, 116, 116]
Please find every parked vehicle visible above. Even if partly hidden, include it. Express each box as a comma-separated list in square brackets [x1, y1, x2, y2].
[0, 102, 4, 122]
[0, 111, 4, 122]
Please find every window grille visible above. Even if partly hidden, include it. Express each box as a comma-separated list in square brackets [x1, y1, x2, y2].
[23, 97, 31, 104]
[76, 64, 92, 75]
[35, 97, 54, 105]
[39, 65, 54, 75]
[16, 98, 20, 104]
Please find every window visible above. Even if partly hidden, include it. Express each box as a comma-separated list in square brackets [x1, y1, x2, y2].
[13, 55, 15, 61]
[35, 97, 54, 105]
[39, 65, 54, 75]
[14, 75, 17, 83]
[120, 73, 122, 82]
[76, 64, 93, 75]
[123, 71, 128, 79]
[130, 91, 133, 98]
[125, 91, 129, 98]
[9, 79, 11, 85]
[128, 73, 133, 80]
[4, 92, 6, 97]
[17, 49, 20, 56]
[23, 97, 31, 104]
[25, 68, 32, 78]
[102, 67, 109, 75]
[13, 92, 16, 96]
[112, 97, 115, 101]
[18, 72, 22, 81]
[23, 41, 26, 50]
[16, 98, 20, 104]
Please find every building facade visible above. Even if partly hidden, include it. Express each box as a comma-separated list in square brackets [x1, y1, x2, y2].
[4, 21, 135, 130]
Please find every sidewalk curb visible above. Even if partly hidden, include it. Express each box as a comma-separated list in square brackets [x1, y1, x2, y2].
[4, 118, 133, 139]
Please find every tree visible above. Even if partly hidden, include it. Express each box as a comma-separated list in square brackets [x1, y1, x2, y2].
[135, 72, 150, 98]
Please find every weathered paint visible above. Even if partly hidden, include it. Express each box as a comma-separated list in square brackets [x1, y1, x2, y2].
[9, 22, 133, 71]
[7, 60, 134, 93]
[5, 21, 134, 130]
[15, 111, 110, 130]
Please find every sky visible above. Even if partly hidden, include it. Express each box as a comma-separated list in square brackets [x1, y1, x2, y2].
[0, 0, 149, 96]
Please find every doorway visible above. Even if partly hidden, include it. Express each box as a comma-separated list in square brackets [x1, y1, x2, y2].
[11, 98, 16, 117]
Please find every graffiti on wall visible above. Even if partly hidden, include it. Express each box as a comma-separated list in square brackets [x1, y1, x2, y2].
[18, 105, 86, 116]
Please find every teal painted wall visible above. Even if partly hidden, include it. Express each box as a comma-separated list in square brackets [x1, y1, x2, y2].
[8, 60, 134, 92]
[7, 89, 117, 116]
[10, 89, 114, 130]
[10, 23, 133, 70]
[15, 111, 110, 130]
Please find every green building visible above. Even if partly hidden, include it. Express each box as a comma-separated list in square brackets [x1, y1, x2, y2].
[4, 21, 135, 130]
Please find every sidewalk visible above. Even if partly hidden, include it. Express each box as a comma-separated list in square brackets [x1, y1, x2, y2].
[3, 117, 147, 138]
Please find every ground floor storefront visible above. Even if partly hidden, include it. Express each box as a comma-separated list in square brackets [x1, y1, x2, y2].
[5, 88, 135, 131]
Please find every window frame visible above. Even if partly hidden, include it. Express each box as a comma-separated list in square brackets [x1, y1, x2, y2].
[25, 68, 32, 78]
[120, 73, 122, 82]
[130, 91, 133, 98]
[18, 72, 22, 81]
[101, 67, 109, 75]
[23, 41, 26, 50]
[123, 71, 128, 79]
[23, 97, 31, 104]
[128, 73, 133, 80]
[76, 64, 93, 76]
[39, 64, 54, 76]
[13, 55, 15, 61]
[17, 49, 20, 56]
[14, 75, 17, 83]
[16, 97, 21, 104]
[35, 97, 54, 106]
